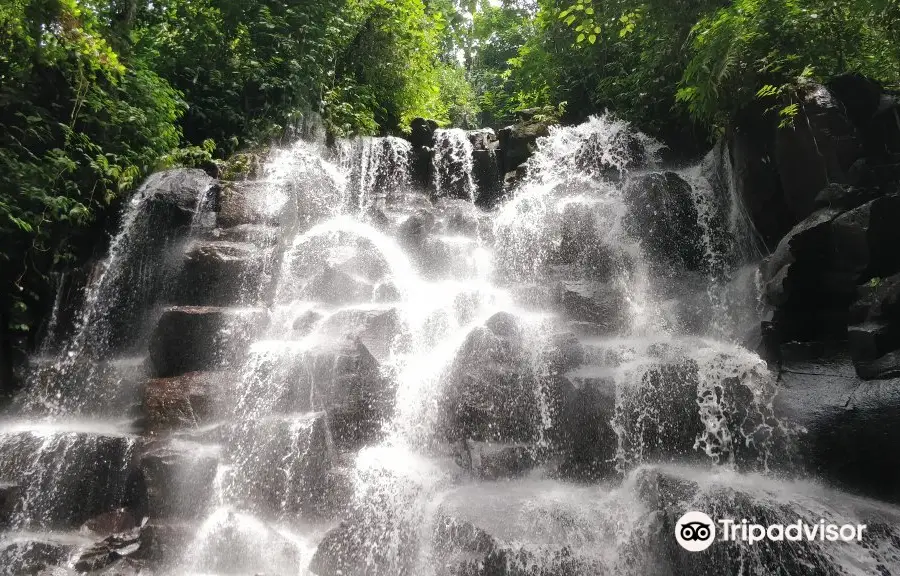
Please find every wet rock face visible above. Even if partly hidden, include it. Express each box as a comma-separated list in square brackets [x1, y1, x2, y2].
[439, 312, 539, 443]
[636, 466, 900, 576]
[776, 354, 900, 503]
[148, 306, 267, 377]
[175, 240, 269, 307]
[624, 171, 705, 272]
[498, 119, 551, 174]
[142, 371, 230, 432]
[761, 193, 900, 377]
[134, 441, 218, 521]
[0, 431, 135, 529]
[141, 168, 217, 228]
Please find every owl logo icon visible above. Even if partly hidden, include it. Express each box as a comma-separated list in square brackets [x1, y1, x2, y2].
[675, 511, 716, 551]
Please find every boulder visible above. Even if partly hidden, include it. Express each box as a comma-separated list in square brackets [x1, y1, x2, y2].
[623, 172, 705, 271]
[143, 371, 232, 433]
[550, 372, 618, 479]
[0, 539, 77, 575]
[292, 310, 324, 336]
[461, 441, 537, 480]
[0, 430, 135, 528]
[73, 525, 143, 572]
[300, 266, 374, 306]
[831, 194, 900, 279]
[762, 208, 854, 342]
[725, 108, 794, 248]
[774, 82, 865, 220]
[134, 522, 194, 563]
[139, 169, 217, 230]
[828, 73, 900, 157]
[318, 307, 404, 360]
[776, 354, 900, 502]
[813, 183, 880, 211]
[134, 440, 219, 520]
[410, 146, 433, 189]
[636, 465, 900, 576]
[310, 517, 417, 576]
[80, 508, 138, 538]
[574, 129, 648, 178]
[242, 338, 393, 449]
[439, 312, 539, 443]
[551, 202, 626, 281]
[219, 413, 339, 517]
[149, 306, 267, 377]
[0, 482, 20, 528]
[555, 281, 628, 333]
[175, 241, 268, 306]
[498, 120, 551, 173]
[466, 128, 498, 151]
[472, 149, 503, 207]
[217, 181, 278, 228]
[409, 118, 438, 148]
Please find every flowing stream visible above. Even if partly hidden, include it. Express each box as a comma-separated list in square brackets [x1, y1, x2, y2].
[1, 114, 899, 575]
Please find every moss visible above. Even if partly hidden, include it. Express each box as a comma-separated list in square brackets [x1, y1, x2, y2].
[220, 152, 264, 182]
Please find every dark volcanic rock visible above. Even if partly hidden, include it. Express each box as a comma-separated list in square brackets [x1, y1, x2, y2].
[440, 312, 539, 443]
[0, 431, 135, 529]
[472, 149, 503, 207]
[574, 129, 648, 178]
[498, 120, 551, 173]
[623, 172, 705, 271]
[409, 118, 438, 148]
[318, 307, 404, 361]
[776, 354, 900, 502]
[637, 465, 900, 576]
[311, 517, 417, 576]
[80, 508, 138, 538]
[246, 338, 393, 450]
[134, 440, 219, 520]
[74, 525, 143, 572]
[143, 371, 232, 432]
[774, 82, 865, 220]
[175, 240, 269, 306]
[0, 539, 76, 575]
[300, 266, 374, 306]
[149, 306, 267, 377]
[140, 168, 217, 228]
[555, 281, 628, 333]
[831, 194, 900, 279]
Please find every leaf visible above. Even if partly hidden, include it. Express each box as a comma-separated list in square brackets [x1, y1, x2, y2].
[577, 33, 585, 43]
[588, 34, 597, 44]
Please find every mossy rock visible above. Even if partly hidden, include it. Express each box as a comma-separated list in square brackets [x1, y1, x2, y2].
[220, 152, 264, 182]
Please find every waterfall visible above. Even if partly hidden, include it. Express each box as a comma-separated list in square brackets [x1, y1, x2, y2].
[432, 129, 476, 201]
[1, 115, 899, 576]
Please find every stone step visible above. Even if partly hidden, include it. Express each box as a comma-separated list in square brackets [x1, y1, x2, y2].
[134, 439, 220, 522]
[238, 338, 392, 450]
[215, 412, 352, 518]
[174, 240, 272, 306]
[0, 420, 137, 529]
[0, 531, 95, 575]
[142, 371, 239, 434]
[216, 181, 282, 228]
[149, 306, 268, 378]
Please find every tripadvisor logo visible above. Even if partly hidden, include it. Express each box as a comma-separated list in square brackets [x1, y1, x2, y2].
[674, 511, 867, 552]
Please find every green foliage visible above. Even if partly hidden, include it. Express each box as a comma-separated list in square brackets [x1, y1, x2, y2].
[544, 0, 900, 136]
[1, 0, 183, 341]
[1, 0, 483, 352]
[677, 0, 900, 130]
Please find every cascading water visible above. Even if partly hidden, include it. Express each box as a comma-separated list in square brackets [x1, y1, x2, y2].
[432, 129, 476, 201]
[2, 113, 900, 575]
